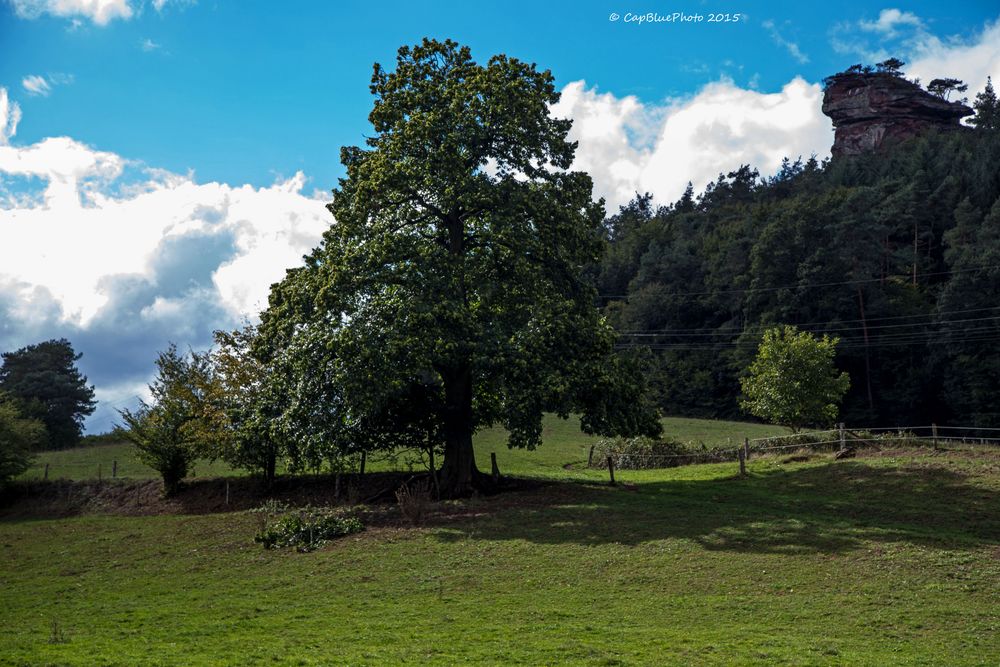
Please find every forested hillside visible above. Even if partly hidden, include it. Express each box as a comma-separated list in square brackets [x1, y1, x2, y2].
[599, 89, 1000, 426]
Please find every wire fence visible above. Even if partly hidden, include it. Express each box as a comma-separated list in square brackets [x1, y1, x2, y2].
[592, 423, 1000, 480]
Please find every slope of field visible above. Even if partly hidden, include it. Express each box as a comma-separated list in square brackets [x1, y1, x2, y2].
[3, 441, 1000, 665]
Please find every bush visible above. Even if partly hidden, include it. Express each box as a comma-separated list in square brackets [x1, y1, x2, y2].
[590, 436, 700, 470]
[252, 502, 364, 552]
[395, 480, 432, 526]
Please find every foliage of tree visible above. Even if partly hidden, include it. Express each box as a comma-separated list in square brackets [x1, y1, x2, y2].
[0, 339, 96, 449]
[875, 58, 906, 76]
[257, 38, 660, 496]
[0, 393, 45, 486]
[599, 121, 1000, 427]
[209, 325, 286, 486]
[118, 345, 215, 495]
[927, 78, 968, 101]
[739, 326, 850, 432]
[972, 77, 999, 130]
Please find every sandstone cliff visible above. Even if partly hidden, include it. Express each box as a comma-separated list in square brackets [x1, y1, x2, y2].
[822, 72, 973, 157]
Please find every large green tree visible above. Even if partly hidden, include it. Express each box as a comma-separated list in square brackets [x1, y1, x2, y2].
[259, 39, 660, 496]
[0, 339, 96, 449]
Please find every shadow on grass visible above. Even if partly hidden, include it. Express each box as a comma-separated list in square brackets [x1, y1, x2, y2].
[434, 461, 1000, 555]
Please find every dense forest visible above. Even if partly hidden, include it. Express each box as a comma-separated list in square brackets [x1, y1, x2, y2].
[598, 81, 1000, 427]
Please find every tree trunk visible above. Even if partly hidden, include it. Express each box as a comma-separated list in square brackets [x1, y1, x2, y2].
[264, 448, 277, 488]
[436, 365, 488, 497]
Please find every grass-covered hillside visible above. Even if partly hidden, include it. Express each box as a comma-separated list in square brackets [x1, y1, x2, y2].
[3, 417, 1000, 665]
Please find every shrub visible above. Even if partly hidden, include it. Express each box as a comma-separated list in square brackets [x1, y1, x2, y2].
[590, 436, 697, 470]
[252, 502, 364, 552]
[395, 479, 431, 526]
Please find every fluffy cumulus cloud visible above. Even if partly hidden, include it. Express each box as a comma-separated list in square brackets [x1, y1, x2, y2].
[551, 77, 833, 211]
[0, 88, 331, 431]
[907, 18, 1000, 101]
[9, 0, 133, 25]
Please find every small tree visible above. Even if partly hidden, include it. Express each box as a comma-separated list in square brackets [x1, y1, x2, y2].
[971, 77, 999, 130]
[875, 58, 905, 76]
[927, 78, 968, 101]
[0, 393, 46, 486]
[118, 345, 215, 495]
[740, 326, 850, 432]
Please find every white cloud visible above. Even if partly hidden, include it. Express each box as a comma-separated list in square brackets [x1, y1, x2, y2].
[762, 19, 810, 65]
[0, 89, 21, 145]
[22, 75, 52, 97]
[0, 87, 332, 432]
[9, 0, 134, 25]
[860, 9, 923, 37]
[551, 77, 832, 210]
[0, 136, 330, 327]
[140, 38, 161, 51]
[907, 18, 1000, 101]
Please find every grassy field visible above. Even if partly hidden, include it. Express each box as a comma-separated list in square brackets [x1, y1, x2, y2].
[19, 415, 788, 482]
[4, 420, 1000, 665]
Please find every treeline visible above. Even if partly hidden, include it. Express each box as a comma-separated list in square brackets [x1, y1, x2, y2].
[598, 96, 1000, 426]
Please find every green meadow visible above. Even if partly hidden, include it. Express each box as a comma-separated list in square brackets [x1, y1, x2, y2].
[3, 416, 999, 665]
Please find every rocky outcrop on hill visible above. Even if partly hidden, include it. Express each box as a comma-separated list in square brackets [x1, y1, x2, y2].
[822, 72, 973, 157]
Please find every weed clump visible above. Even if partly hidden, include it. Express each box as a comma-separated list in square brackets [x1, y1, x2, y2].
[252, 500, 363, 552]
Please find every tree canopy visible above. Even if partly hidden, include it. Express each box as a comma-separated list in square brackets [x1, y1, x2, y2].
[0, 339, 96, 449]
[257, 38, 660, 496]
[739, 326, 850, 431]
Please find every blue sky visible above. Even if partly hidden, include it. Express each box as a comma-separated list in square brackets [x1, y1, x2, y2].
[1, 0, 999, 431]
[3, 0, 998, 190]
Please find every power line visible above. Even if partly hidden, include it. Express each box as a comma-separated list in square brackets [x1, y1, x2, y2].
[618, 306, 1000, 334]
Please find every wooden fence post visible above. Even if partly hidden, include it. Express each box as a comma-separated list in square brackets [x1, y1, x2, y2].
[225, 480, 230, 506]
[839, 423, 846, 451]
[606, 456, 616, 486]
[98, 463, 102, 482]
[360, 451, 366, 475]
[743, 436, 750, 462]
[932, 423, 939, 450]
[43, 463, 49, 481]
[588, 445, 594, 467]
[738, 446, 746, 476]
[112, 460, 117, 478]
[491, 452, 500, 483]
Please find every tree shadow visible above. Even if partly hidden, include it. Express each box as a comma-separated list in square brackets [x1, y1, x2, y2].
[433, 461, 1000, 554]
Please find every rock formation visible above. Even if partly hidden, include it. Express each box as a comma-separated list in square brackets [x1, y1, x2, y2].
[822, 72, 973, 157]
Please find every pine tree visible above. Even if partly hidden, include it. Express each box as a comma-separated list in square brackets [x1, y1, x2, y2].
[972, 77, 998, 130]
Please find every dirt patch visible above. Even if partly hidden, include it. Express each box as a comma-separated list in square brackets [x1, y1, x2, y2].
[0, 472, 551, 521]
